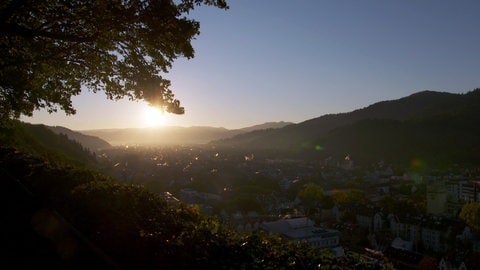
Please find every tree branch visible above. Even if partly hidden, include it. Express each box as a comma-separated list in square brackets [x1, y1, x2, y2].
[2, 22, 98, 43]
[0, 0, 28, 23]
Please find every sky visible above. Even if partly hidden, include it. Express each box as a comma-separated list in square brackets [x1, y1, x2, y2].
[22, 0, 480, 131]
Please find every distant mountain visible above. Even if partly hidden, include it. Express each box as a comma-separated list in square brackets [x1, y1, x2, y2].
[81, 126, 230, 146]
[80, 121, 293, 146]
[237, 121, 294, 133]
[212, 89, 480, 167]
[47, 125, 111, 151]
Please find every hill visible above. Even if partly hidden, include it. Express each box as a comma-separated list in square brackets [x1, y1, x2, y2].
[236, 121, 294, 133]
[47, 125, 111, 151]
[212, 89, 480, 167]
[0, 121, 98, 166]
[80, 121, 293, 146]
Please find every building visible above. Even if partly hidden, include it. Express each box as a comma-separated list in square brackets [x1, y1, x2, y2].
[259, 217, 340, 250]
[427, 180, 447, 215]
[445, 180, 480, 216]
[384, 247, 437, 270]
[428, 179, 480, 217]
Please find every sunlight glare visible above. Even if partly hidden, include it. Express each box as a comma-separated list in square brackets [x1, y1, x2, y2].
[143, 106, 168, 127]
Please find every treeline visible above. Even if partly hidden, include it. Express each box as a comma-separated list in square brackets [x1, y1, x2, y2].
[0, 121, 374, 269]
[311, 114, 480, 167]
[215, 89, 480, 168]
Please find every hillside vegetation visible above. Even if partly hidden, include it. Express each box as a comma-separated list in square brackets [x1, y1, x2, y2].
[214, 89, 480, 167]
[47, 125, 111, 151]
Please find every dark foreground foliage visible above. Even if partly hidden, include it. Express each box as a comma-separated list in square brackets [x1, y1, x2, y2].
[0, 120, 380, 269]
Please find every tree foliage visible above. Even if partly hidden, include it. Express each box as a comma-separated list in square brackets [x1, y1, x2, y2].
[0, 0, 228, 120]
[332, 188, 368, 206]
[1, 145, 350, 269]
[378, 196, 425, 217]
[297, 184, 324, 215]
[459, 202, 480, 234]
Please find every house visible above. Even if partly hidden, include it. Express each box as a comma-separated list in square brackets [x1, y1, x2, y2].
[355, 206, 375, 231]
[355, 207, 385, 233]
[438, 257, 468, 270]
[384, 246, 436, 270]
[395, 215, 422, 246]
[259, 217, 340, 250]
[373, 212, 386, 233]
[420, 216, 461, 254]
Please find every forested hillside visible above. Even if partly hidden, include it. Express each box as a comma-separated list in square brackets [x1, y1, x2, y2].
[47, 125, 111, 151]
[214, 89, 480, 167]
[1, 121, 97, 166]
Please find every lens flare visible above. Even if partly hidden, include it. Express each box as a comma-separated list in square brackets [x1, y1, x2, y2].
[143, 106, 167, 127]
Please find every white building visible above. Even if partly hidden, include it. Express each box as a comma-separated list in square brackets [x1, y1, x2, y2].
[259, 217, 340, 250]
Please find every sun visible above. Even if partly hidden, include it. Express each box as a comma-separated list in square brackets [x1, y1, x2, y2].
[142, 106, 168, 127]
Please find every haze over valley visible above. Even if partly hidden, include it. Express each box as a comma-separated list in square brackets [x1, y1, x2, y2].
[79, 121, 293, 146]
[52, 89, 480, 168]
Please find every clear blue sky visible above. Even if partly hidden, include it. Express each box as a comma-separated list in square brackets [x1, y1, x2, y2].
[22, 0, 480, 130]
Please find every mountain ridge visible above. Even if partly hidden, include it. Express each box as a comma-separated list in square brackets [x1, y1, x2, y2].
[212, 88, 480, 167]
[80, 121, 294, 146]
[18, 88, 480, 168]
[47, 125, 111, 151]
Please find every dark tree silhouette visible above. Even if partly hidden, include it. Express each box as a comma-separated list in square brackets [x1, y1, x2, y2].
[0, 0, 228, 120]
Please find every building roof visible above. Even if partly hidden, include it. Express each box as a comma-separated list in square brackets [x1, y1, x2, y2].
[259, 217, 338, 240]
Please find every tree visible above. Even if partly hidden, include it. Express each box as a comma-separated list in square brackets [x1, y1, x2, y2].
[459, 202, 480, 234]
[297, 184, 324, 215]
[332, 188, 367, 206]
[0, 0, 228, 120]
